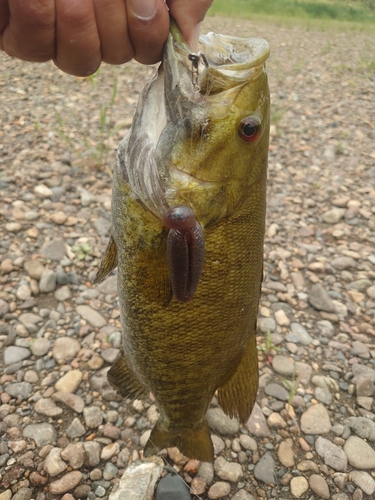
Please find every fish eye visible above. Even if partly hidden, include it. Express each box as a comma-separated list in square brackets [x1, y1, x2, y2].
[239, 115, 261, 142]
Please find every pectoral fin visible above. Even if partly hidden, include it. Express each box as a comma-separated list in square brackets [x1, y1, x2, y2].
[93, 235, 118, 284]
[217, 333, 259, 424]
[107, 349, 148, 399]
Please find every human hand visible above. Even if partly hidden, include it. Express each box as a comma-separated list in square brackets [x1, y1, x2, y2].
[0, 0, 213, 76]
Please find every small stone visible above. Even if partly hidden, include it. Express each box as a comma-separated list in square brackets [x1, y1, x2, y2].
[66, 418, 85, 439]
[308, 283, 335, 312]
[278, 439, 295, 467]
[264, 383, 289, 401]
[31, 338, 51, 356]
[156, 472, 191, 500]
[300, 404, 332, 434]
[190, 477, 206, 496]
[11, 489, 33, 500]
[367, 285, 375, 299]
[44, 447, 68, 477]
[239, 434, 257, 451]
[231, 491, 256, 500]
[345, 416, 375, 440]
[39, 269, 57, 293]
[207, 481, 231, 499]
[214, 457, 243, 482]
[350, 471, 375, 496]
[6, 222, 22, 232]
[35, 398, 63, 417]
[274, 309, 290, 326]
[83, 406, 103, 428]
[83, 441, 102, 466]
[344, 436, 375, 469]
[254, 452, 276, 484]
[79, 188, 96, 206]
[51, 211, 67, 224]
[29, 471, 49, 486]
[267, 412, 287, 429]
[61, 443, 85, 469]
[272, 355, 295, 376]
[101, 348, 120, 364]
[167, 447, 189, 466]
[17, 284, 32, 301]
[77, 305, 107, 328]
[34, 184, 53, 198]
[290, 476, 309, 498]
[109, 459, 164, 500]
[207, 407, 240, 435]
[103, 462, 119, 480]
[101, 442, 120, 460]
[322, 208, 345, 224]
[0, 299, 9, 317]
[5, 382, 32, 400]
[55, 369, 83, 393]
[40, 238, 67, 261]
[309, 474, 330, 499]
[331, 257, 356, 270]
[315, 436, 347, 471]
[53, 338, 81, 363]
[245, 403, 271, 437]
[23, 423, 57, 446]
[94, 217, 111, 236]
[4, 346, 31, 365]
[314, 386, 333, 405]
[49, 471, 82, 494]
[52, 392, 85, 413]
[197, 462, 214, 486]
[54, 285, 72, 301]
[289, 322, 313, 345]
[98, 276, 118, 295]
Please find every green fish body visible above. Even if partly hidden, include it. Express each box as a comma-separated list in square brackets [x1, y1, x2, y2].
[95, 22, 270, 461]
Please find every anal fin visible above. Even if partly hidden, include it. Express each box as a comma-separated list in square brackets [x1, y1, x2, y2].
[144, 419, 214, 462]
[107, 349, 148, 400]
[217, 333, 259, 424]
[93, 235, 118, 284]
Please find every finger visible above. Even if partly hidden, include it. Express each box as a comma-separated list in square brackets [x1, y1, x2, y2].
[0, 0, 55, 61]
[126, 0, 169, 65]
[93, 0, 134, 65]
[54, 0, 101, 76]
[168, 0, 213, 50]
[0, 1, 10, 50]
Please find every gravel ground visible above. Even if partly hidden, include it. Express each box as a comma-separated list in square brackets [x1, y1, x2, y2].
[1, 15, 375, 500]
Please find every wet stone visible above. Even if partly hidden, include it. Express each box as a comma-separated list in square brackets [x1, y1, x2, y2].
[253, 452, 276, 484]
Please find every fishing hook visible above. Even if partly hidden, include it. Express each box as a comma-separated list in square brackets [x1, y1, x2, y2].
[188, 51, 209, 87]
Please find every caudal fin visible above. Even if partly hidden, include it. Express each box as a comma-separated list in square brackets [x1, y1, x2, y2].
[144, 419, 214, 462]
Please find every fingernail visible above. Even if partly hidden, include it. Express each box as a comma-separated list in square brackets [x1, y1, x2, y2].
[128, 0, 157, 21]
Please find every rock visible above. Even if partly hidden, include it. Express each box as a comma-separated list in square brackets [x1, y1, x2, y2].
[83, 406, 103, 428]
[11, 489, 33, 500]
[77, 305, 107, 328]
[109, 458, 163, 500]
[253, 452, 276, 484]
[103, 462, 119, 480]
[207, 482, 231, 499]
[54, 369, 83, 393]
[272, 355, 295, 376]
[52, 392, 85, 413]
[98, 276, 118, 295]
[311, 375, 339, 393]
[5, 382, 32, 400]
[331, 257, 356, 270]
[52, 338, 81, 363]
[211, 435, 225, 455]
[308, 283, 335, 312]
[30, 338, 51, 356]
[350, 471, 375, 496]
[197, 462, 214, 486]
[41, 238, 67, 261]
[278, 439, 295, 467]
[156, 472, 191, 500]
[190, 477, 206, 496]
[61, 443, 85, 469]
[79, 188, 96, 206]
[290, 476, 309, 498]
[231, 491, 256, 500]
[23, 423, 57, 446]
[44, 447, 68, 477]
[367, 285, 375, 299]
[39, 269, 57, 292]
[19, 312, 42, 325]
[94, 217, 111, 236]
[344, 436, 375, 469]
[207, 407, 240, 435]
[4, 346, 31, 365]
[101, 442, 120, 460]
[314, 386, 333, 405]
[34, 184, 53, 198]
[267, 412, 287, 429]
[35, 398, 63, 417]
[322, 208, 345, 224]
[300, 404, 332, 434]
[83, 441, 102, 467]
[309, 474, 330, 499]
[17, 284, 32, 300]
[315, 436, 347, 471]
[245, 403, 271, 437]
[264, 383, 289, 401]
[239, 434, 257, 451]
[66, 418, 86, 439]
[214, 457, 243, 482]
[54, 285, 72, 301]
[49, 471, 82, 494]
[274, 309, 290, 326]
[295, 362, 313, 385]
[101, 348, 120, 364]
[345, 417, 375, 440]
[289, 322, 313, 345]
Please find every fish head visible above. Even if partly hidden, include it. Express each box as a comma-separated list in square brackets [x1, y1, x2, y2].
[121, 21, 270, 228]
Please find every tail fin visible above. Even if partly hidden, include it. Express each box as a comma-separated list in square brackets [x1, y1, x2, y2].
[144, 419, 214, 462]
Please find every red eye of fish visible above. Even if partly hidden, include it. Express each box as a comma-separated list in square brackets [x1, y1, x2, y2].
[239, 116, 261, 142]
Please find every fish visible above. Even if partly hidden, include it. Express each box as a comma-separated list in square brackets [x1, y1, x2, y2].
[94, 20, 270, 462]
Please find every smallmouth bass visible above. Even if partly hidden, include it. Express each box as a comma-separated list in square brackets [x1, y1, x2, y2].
[95, 21, 270, 461]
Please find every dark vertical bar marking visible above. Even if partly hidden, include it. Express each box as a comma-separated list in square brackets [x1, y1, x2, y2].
[163, 206, 204, 302]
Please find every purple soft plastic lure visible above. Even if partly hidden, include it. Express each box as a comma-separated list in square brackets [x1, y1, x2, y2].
[163, 206, 204, 302]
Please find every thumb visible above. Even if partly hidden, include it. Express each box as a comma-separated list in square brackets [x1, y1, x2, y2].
[167, 0, 213, 50]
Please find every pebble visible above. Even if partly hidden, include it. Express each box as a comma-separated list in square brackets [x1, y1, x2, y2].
[44, 447, 68, 476]
[207, 481, 231, 499]
[308, 283, 335, 312]
[290, 476, 309, 498]
[77, 305, 107, 328]
[35, 398, 63, 416]
[40, 238, 67, 261]
[156, 472, 191, 500]
[343, 436, 375, 469]
[300, 404, 332, 434]
[345, 416, 375, 440]
[278, 439, 295, 467]
[23, 423, 57, 447]
[52, 391, 85, 413]
[61, 443, 85, 469]
[49, 471, 83, 494]
[30, 337, 51, 356]
[315, 436, 347, 471]
[245, 403, 271, 437]
[5, 381, 32, 400]
[289, 322, 313, 345]
[206, 407, 240, 435]
[34, 184, 53, 198]
[83, 406, 103, 428]
[98, 275, 118, 295]
[52, 337, 81, 363]
[39, 269, 57, 292]
[231, 491, 256, 500]
[66, 418, 86, 439]
[214, 457, 243, 482]
[253, 452, 276, 484]
[350, 470, 375, 496]
[55, 285, 72, 301]
[109, 459, 163, 500]
[309, 474, 330, 499]
[54, 369, 83, 392]
[3, 346, 31, 365]
[272, 355, 295, 376]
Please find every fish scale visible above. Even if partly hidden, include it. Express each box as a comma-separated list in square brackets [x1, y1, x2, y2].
[95, 20, 270, 461]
